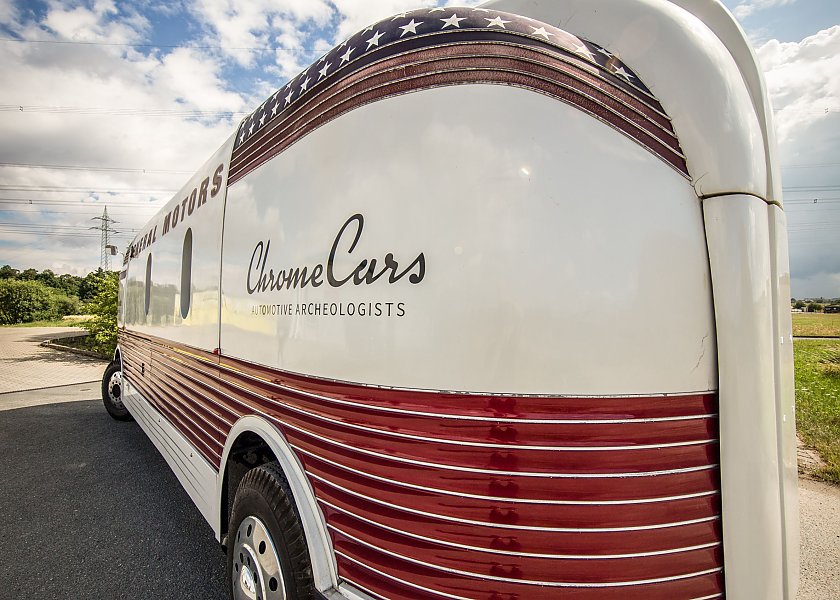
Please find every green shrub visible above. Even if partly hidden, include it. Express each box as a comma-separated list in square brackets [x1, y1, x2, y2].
[0, 279, 80, 324]
[81, 271, 119, 355]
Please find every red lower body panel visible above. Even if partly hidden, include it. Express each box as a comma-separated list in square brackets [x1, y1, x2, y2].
[119, 331, 723, 599]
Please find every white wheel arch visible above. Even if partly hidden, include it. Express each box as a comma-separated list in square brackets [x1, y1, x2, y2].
[218, 416, 339, 593]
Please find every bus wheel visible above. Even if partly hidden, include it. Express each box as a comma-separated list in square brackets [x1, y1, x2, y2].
[227, 463, 313, 600]
[101, 361, 132, 421]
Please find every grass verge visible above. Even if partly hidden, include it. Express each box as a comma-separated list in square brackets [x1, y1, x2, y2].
[795, 339, 840, 484]
[792, 312, 840, 337]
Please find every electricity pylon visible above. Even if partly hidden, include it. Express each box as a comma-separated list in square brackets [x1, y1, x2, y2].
[91, 207, 119, 270]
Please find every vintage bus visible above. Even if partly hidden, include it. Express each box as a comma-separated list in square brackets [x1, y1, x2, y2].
[102, 0, 799, 598]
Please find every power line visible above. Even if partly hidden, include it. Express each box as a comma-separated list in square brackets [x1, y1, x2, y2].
[783, 185, 840, 192]
[0, 198, 163, 207]
[0, 37, 270, 50]
[785, 198, 840, 205]
[0, 221, 140, 231]
[0, 104, 248, 118]
[0, 162, 192, 174]
[0, 229, 132, 239]
[0, 185, 174, 194]
[0, 208, 155, 217]
[782, 162, 840, 169]
[772, 105, 840, 114]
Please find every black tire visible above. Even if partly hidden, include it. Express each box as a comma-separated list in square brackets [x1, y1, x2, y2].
[227, 463, 313, 600]
[101, 360, 132, 421]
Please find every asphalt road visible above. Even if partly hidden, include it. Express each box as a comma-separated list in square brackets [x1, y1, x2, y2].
[0, 386, 227, 600]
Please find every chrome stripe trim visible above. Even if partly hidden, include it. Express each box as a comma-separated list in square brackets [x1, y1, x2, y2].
[139, 373, 225, 450]
[152, 352, 237, 425]
[233, 58, 684, 174]
[332, 525, 723, 587]
[232, 68, 687, 183]
[337, 556, 471, 600]
[130, 376, 222, 461]
[215, 370, 718, 450]
[293, 442, 719, 506]
[153, 364, 718, 478]
[287, 33, 673, 122]
[151, 363, 231, 434]
[220, 360, 717, 424]
[287, 423, 721, 478]
[338, 560, 723, 600]
[123, 331, 716, 400]
[235, 46, 677, 161]
[311, 471, 720, 533]
[321, 496, 721, 560]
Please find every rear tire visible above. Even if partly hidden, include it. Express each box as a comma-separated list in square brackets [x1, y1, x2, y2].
[227, 463, 313, 600]
[101, 360, 132, 421]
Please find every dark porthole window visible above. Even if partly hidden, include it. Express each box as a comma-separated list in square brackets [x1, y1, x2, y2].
[180, 228, 193, 319]
[144, 253, 152, 316]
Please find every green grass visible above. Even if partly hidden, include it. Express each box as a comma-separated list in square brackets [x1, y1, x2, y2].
[0, 315, 90, 328]
[795, 339, 840, 484]
[792, 312, 840, 337]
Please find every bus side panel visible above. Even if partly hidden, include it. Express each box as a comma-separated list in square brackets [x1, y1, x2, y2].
[219, 84, 716, 396]
[122, 138, 234, 352]
[214, 83, 722, 598]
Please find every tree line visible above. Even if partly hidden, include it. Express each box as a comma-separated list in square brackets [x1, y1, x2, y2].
[0, 265, 115, 325]
[792, 298, 840, 313]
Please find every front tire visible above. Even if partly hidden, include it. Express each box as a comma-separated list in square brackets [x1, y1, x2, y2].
[101, 360, 132, 421]
[227, 463, 313, 600]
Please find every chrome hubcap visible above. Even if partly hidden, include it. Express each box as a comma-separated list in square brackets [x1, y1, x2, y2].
[232, 515, 285, 600]
[107, 370, 124, 410]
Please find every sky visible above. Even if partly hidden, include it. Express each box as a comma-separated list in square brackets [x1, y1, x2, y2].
[0, 0, 838, 298]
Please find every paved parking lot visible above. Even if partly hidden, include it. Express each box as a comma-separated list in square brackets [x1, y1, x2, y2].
[0, 326, 838, 599]
[0, 385, 227, 599]
[0, 327, 107, 393]
[0, 328, 227, 599]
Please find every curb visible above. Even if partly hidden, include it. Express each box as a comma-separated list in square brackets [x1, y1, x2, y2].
[41, 339, 110, 361]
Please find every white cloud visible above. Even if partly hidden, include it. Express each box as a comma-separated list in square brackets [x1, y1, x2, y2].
[732, 0, 797, 19]
[42, 0, 150, 44]
[186, 1, 464, 80]
[758, 26, 840, 147]
[0, 0, 245, 271]
[756, 26, 840, 298]
[154, 47, 246, 112]
[188, 0, 333, 68]
[0, 1, 20, 27]
[329, 0, 437, 40]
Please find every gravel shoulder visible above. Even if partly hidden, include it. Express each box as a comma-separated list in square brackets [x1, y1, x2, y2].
[798, 477, 840, 600]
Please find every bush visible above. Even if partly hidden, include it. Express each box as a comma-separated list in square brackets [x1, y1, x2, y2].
[81, 271, 119, 355]
[0, 280, 80, 324]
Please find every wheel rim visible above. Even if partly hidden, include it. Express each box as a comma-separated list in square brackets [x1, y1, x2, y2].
[232, 515, 285, 600]
[107, 370, 124, 410]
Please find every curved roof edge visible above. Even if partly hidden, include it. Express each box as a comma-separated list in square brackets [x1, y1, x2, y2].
[482, 0, 770, 202]
[665, 0, 781, 205]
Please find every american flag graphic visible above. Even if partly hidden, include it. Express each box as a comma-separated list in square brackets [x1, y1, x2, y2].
[231, 6, 687, 182]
